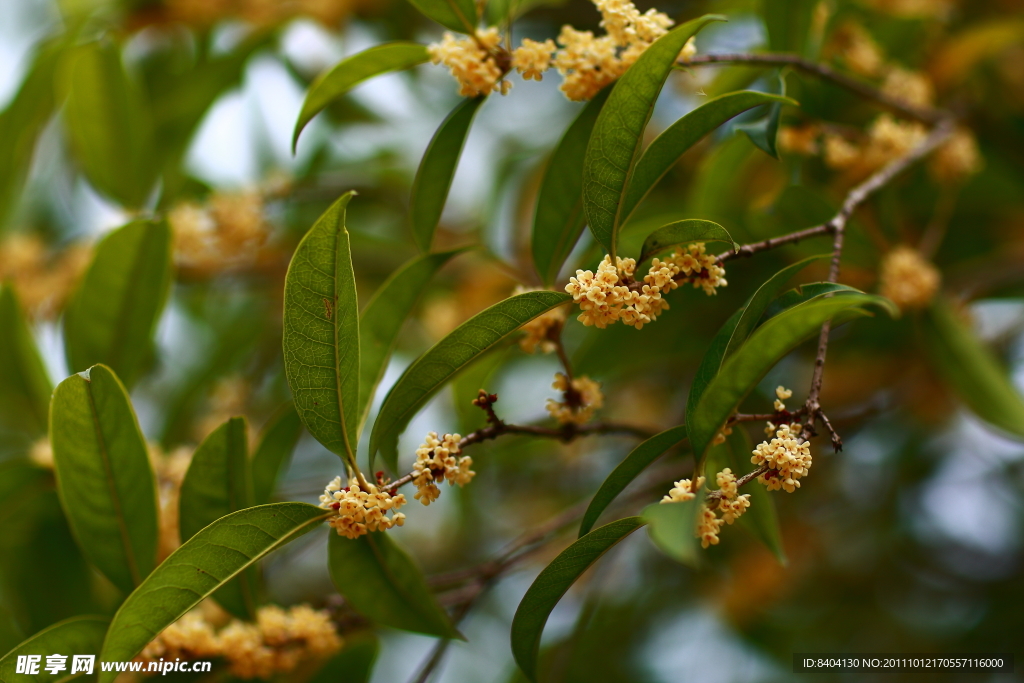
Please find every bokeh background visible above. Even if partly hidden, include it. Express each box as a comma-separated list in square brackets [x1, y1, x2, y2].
[1, 0, 1023, 681]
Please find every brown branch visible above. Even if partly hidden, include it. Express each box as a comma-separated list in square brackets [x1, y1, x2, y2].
[716, 224, 834, 264]
[683, 53, 949, 125]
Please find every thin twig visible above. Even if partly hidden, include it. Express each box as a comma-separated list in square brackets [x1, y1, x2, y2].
[716, 224, 834, 264]
[683, 53, 948, 124]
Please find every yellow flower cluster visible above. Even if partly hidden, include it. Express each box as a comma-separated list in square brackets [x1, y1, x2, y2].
[565, 245, 726, 329]
[0, 234, 91, 320]
[751, 423, 812, 493]
[881, 67, 935, 108]
[508, 0, 693, 101]
[412, 432, 475, 506]
[170, 191, 271, 276]
[832, 21, 886, 77]
[516, 286, 567, 354]
[824, 114, 927, 179]
[319, 476, 407, 539]
[778, 124, 821, 156]
[661, 475, 703, 503]
[774, 385, 793, 412]
[929, 128, 982, 185]
[659, 470, 749, 548]
[715, 468, 751, 525]
[546, 373, 604, 424]
[139, 604, 342, 679]
[878, 245, 941, 311]
[428, 28, 510, 97]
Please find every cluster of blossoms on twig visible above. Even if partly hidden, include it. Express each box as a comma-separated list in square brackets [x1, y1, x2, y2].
[0, 233, 91, 320]
[565, 244, 726, 329]
[318, 475, 407, 539]
[138, 603, 341, 679]
[516, 286, 568, 354]
[752, 423, 813, 493]
[429, 0, 697, 102]
[659, 471, 752, 549]
[546, 373, 604, 425]
[878, 245, 941, 312]
[413, 432, 476, 506]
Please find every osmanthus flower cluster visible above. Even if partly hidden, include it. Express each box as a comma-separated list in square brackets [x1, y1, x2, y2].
[565, 244, 726, 329]
[659, 471, 752, 549]
[138, 604, 341, 679]
[0, 233, 91, 320]
[169, 189, 280, 276]
[546, 373, 604, 425]
[429, 0, 698, 102]
[318, 476, 407, 539]
[412, 432, 476, 506]
[878, 245, 941, 312]
[752, 423, 813, 493]
[516, 286, 568, 354]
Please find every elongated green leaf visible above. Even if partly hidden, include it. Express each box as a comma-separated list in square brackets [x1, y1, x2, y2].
[705, 428, 785, 563]
[922, 298, 1024, 440]
[328, 532, 459, 638]
[283, 192, 361, 467]
[688, 294, 896, 463]
[764, 0, 819, 57]
[98, 503, 329, 682]
[179, 417, 257, 619]
[0, 616, 108, 683]
[579, 425, 687, 538]
[0, 39, 61, 224]
[410, 97, 484, 251]
[179, 417, 252, 542]
[686, 308, 742, 440]
[622, 91, 795, 227]
[0, 287, 51, 439]
[582, 15, 724, 258]
[723, 255, 830, 360]
[63, 219, 172, 388]
[309, 632, 379, 683]
[251, 405, 302, 505]
[762, 283, 860, 320]
[293, 43, 430, 152]
[643, 493, 703, 566]
[61, 41, 154, 208]
[407, 0, 479, 32]
[50, 365, 159, 594]
[358, 249, 466, 432]
[638, 219, 737, 263]
[736, 74, 787, 158]
[532, 88, 611, 286]
[511, 517, 645, 682]
[370, 291, 570, 471]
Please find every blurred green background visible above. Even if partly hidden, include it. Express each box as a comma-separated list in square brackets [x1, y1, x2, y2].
[0, 0, 1023, 680]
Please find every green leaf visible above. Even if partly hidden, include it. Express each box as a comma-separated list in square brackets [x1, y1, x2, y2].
[705, 428, 785, 563]
[293, 43, 430, 152]
[410, 97, 485, 252]
[0, 287, 52, 439]
[251, 404, 302, 505]
[328, 532, 459, 638]
[531, 87, 612, 286]
[722, 255, 831, 360]
[308, 632, 379, 683]
[643, 493, 703, 566]
[582, 15, 725, 258]
[764, 0, 819, 57]
[60, 41, 154, 208]
[406, 0, 479, 32]
[283, 192, 361, 468]
[762, 282, 860, 320]
[686, 308, 743, 444]
[0, 39, 62, 224]
[358, 249, 467, 432]
[63, 219, 172, 388]
[0, 616, 109, 683]
[637, 219, 737, 263]
[179, 417, 257, 619]
[485, 0, 569, 24]
[921, 298, 1024, 440]
[97, 502, 329, 682]
[621, 91, 796, 227]
[736, 73, 787, 158]
[688, 294, 896, 463]
[511, 517, 645, 682]
[50, 364, 159, 594]
[579, 425, 687, 538]
[370, 291, 570, 471]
